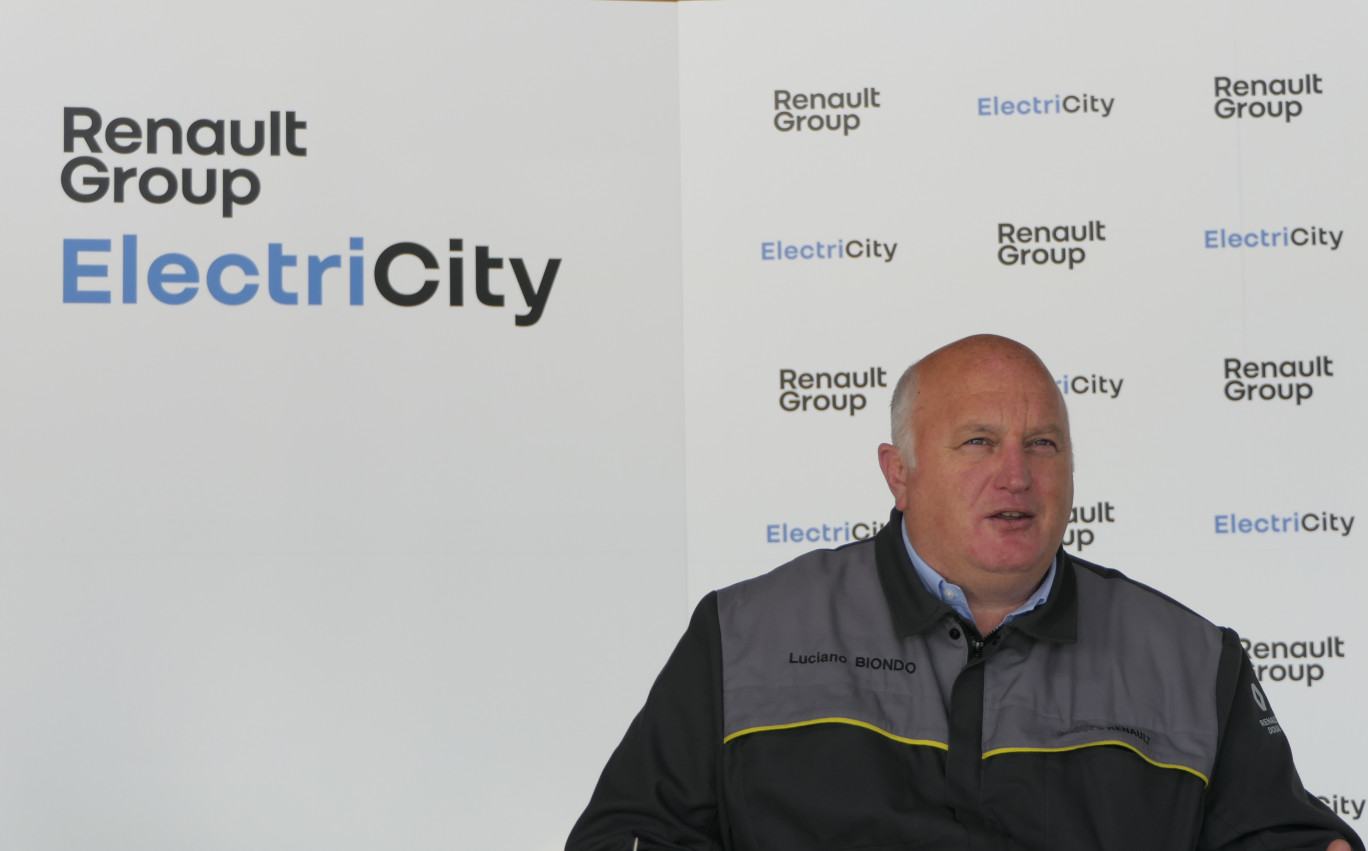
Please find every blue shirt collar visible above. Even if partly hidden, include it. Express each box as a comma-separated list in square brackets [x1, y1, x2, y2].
[900, 519, 1055, 631]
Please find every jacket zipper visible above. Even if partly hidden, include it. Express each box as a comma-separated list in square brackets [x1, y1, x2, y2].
[966, 625, 1002, 660]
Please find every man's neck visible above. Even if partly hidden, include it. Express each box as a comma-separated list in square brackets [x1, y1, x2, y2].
[967, 601, 1021, 636]
[899, 520, 1054, 635]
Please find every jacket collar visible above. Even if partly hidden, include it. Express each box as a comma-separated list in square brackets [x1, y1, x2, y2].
[874, 508, 1077, 644]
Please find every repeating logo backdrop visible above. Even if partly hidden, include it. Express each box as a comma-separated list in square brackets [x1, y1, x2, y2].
[1, 1, 1364, 848]
[679, 0, 1367, 825]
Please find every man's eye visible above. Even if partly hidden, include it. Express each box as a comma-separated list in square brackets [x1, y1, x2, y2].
[1031, 439, 1057, 448]
[965, 438, 989, 446]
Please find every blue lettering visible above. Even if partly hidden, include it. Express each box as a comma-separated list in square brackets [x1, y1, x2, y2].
[147, 253, 198, 305]
[206, 254, 259, 305]
[268, 242, 298, 304]
[349, 238, 365, 305]
[122, 234, 138, 303]
[63, 238, 112, 303]
[307, 254, 342, 305]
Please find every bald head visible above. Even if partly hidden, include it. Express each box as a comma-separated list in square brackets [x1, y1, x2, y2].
[890, 335, 1070, 465]
[877, 334, 1075, 630]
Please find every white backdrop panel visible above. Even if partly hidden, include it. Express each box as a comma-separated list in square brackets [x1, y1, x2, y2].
[679, 0, 1366, 813]
[0, 1, 685, 848]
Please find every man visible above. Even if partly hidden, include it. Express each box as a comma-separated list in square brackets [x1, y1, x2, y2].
[568, 334, 1360, 851]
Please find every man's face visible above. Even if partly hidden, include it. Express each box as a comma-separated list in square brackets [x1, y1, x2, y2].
[885, 346, 1073, 595]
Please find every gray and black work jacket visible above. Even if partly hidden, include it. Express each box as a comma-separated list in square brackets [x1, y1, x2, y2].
[568, 510, 1362, 851]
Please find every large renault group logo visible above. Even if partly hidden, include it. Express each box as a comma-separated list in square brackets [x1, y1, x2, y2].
[1213, 74, 1323, 122]
[778, 367, 887, 415]
[62, 106, 291, 218]
[773, 87, 882, 135]
[997, 221, 1107, 269]
[1223, 356, 1334, 404]
[1242, 635, 1347, 688]
[1064, 501, 1116, 552]
[59, 107, 563, 322]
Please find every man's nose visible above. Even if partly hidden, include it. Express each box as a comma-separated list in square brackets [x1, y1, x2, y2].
[995, 446, 1031, 492]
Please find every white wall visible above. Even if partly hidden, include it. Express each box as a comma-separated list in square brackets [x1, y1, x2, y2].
[0, 1, 1362, 847]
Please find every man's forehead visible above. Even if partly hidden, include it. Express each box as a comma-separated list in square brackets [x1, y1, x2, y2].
[918, 370, 1063, 408]
[916, 373, 1070, 435]
[938, 396, 1069, 428]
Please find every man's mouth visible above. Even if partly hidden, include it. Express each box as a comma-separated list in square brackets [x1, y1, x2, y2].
[992, 511, 1033, 520]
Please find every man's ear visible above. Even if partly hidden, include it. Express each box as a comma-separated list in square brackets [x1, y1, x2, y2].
[877, 443, 909, 511]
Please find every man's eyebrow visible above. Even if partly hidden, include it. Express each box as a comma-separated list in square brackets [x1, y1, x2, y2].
[953, 422, 1002, 436]
[1027, 424, 1069, 440]
[951, 423, 1068, 438]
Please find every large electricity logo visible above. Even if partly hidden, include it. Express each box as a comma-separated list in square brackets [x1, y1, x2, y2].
[58, 107, 562, 323]
[63, 236, 560, 323]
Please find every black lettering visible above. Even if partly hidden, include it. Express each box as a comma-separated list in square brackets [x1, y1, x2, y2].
[146, 117, 183, 154]
[230, 120, 266, 156]
[139, 167, 178, 204]
[187, 118, 226, 155]
[112, 165, 137, 202]
[284, 111, 307, 156]
[64, 106, 102, 153]
[221, 168, 260, 218]
[475, 245, 504, 306]
[509, 257, 559, 327]
[180, 168, 216, 205]
[60, 156, 108, 202]
[375, 242, 440, 307]
[105, 117, 142, 154]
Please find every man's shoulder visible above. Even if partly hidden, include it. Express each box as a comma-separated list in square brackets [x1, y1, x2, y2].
[716, 538, 882, 617]
[721, 537, 877, 592]
[1066, 553, 1228, 642]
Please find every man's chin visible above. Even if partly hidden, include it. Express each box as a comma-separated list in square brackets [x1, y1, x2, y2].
[970, 546, 1054, 577]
